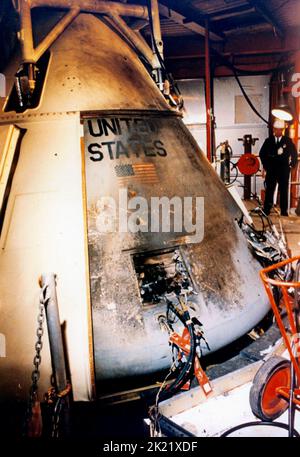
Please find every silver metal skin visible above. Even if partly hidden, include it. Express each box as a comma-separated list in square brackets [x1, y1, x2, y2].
[0, 13, 269, 400]
[107, 13, 157, 68]
[84, 111, 269, 380]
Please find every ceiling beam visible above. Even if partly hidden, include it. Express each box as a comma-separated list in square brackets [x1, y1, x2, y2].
[163, 28, 300, 60]
[165, 58, 280, 79]
[247, 0, 285, 37]
[158, 3, 223, 42]
[210, 7, 256, 22]
[209, 5, 255, 21]
[165, 48, 297, 60]
[223, 22, 274, 36]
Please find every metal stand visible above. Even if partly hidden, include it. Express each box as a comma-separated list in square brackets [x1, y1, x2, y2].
[238, 134, 259, 200]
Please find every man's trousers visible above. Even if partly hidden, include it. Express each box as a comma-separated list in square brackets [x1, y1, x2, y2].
[263, 168, 290, 215]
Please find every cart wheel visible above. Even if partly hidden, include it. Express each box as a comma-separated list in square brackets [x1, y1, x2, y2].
[250, 356, 291, 422]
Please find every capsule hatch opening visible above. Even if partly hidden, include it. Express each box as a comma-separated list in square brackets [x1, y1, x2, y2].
[132, 247, 195, 308]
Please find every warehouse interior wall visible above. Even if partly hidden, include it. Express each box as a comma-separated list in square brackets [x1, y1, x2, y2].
[178, 75, 270, 197]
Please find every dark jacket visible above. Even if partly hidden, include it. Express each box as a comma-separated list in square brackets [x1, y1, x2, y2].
[259, 135, 298, 172]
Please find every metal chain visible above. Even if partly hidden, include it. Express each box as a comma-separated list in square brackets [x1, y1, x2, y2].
[23, 285, 48, 435]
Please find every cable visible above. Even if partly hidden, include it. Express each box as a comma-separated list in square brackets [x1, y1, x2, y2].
[233, 68, 269, 125]
[149, 363, 175, 436]
[210, 48, 292, 125]
[211, 47, 294, 77]
[149, 300, 197, 436]
[158, 301, 196, 401]
[227, 161, 239, 185]
[221, 420, 300, 437]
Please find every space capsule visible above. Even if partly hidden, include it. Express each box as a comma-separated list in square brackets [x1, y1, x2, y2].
[0, 8, 269, 401]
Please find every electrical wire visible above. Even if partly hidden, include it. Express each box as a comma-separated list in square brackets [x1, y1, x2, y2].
[211, 47, 294, 77]
[220, 420, 300, 437]
[158, 301, 196, 401]
[149, 300, 195, 436]
[149, 363, 176, 437]
[210, 47, 294, 124]
[233, 68, 269, 124]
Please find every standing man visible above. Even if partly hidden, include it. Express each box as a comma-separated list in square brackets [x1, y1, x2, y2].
[259, 119, 298, 216]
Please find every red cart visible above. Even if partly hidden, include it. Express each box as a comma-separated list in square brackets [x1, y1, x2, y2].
[250, 256, 300, 422]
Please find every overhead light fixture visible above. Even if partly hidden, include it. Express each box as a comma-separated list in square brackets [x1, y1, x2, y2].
[272, 98, 293, 121]
[271, 73, 294, 122]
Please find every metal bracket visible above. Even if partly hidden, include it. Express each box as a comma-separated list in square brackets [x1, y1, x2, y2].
[14, 0, 151, 64]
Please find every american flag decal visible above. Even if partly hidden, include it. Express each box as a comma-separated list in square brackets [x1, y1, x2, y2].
[115, 163, 159, 185]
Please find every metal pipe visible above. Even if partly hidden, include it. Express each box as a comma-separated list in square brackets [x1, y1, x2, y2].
[30, 0, 148, 18]
[291, 51, 300, 209]
[150, 0, 163, 59]
[19, 0, 35, 62]
[130, 19, 149, 32]
[40, 273, 67, 392]
[211, 7, 255, 21]
[17, 0, 150, 65]
[205, 19, 212, 162]
[158, 3, 223, 42]
[34, 7, 80, 61]
[109, 14, 156, 68]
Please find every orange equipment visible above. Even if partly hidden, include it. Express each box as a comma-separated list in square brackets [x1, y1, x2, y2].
[169, 326, 212, 396]
[250, 256, 300, 421]
[237, 153, 260, 176]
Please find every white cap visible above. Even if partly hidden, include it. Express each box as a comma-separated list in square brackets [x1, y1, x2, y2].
[273, 118, 286, 129]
